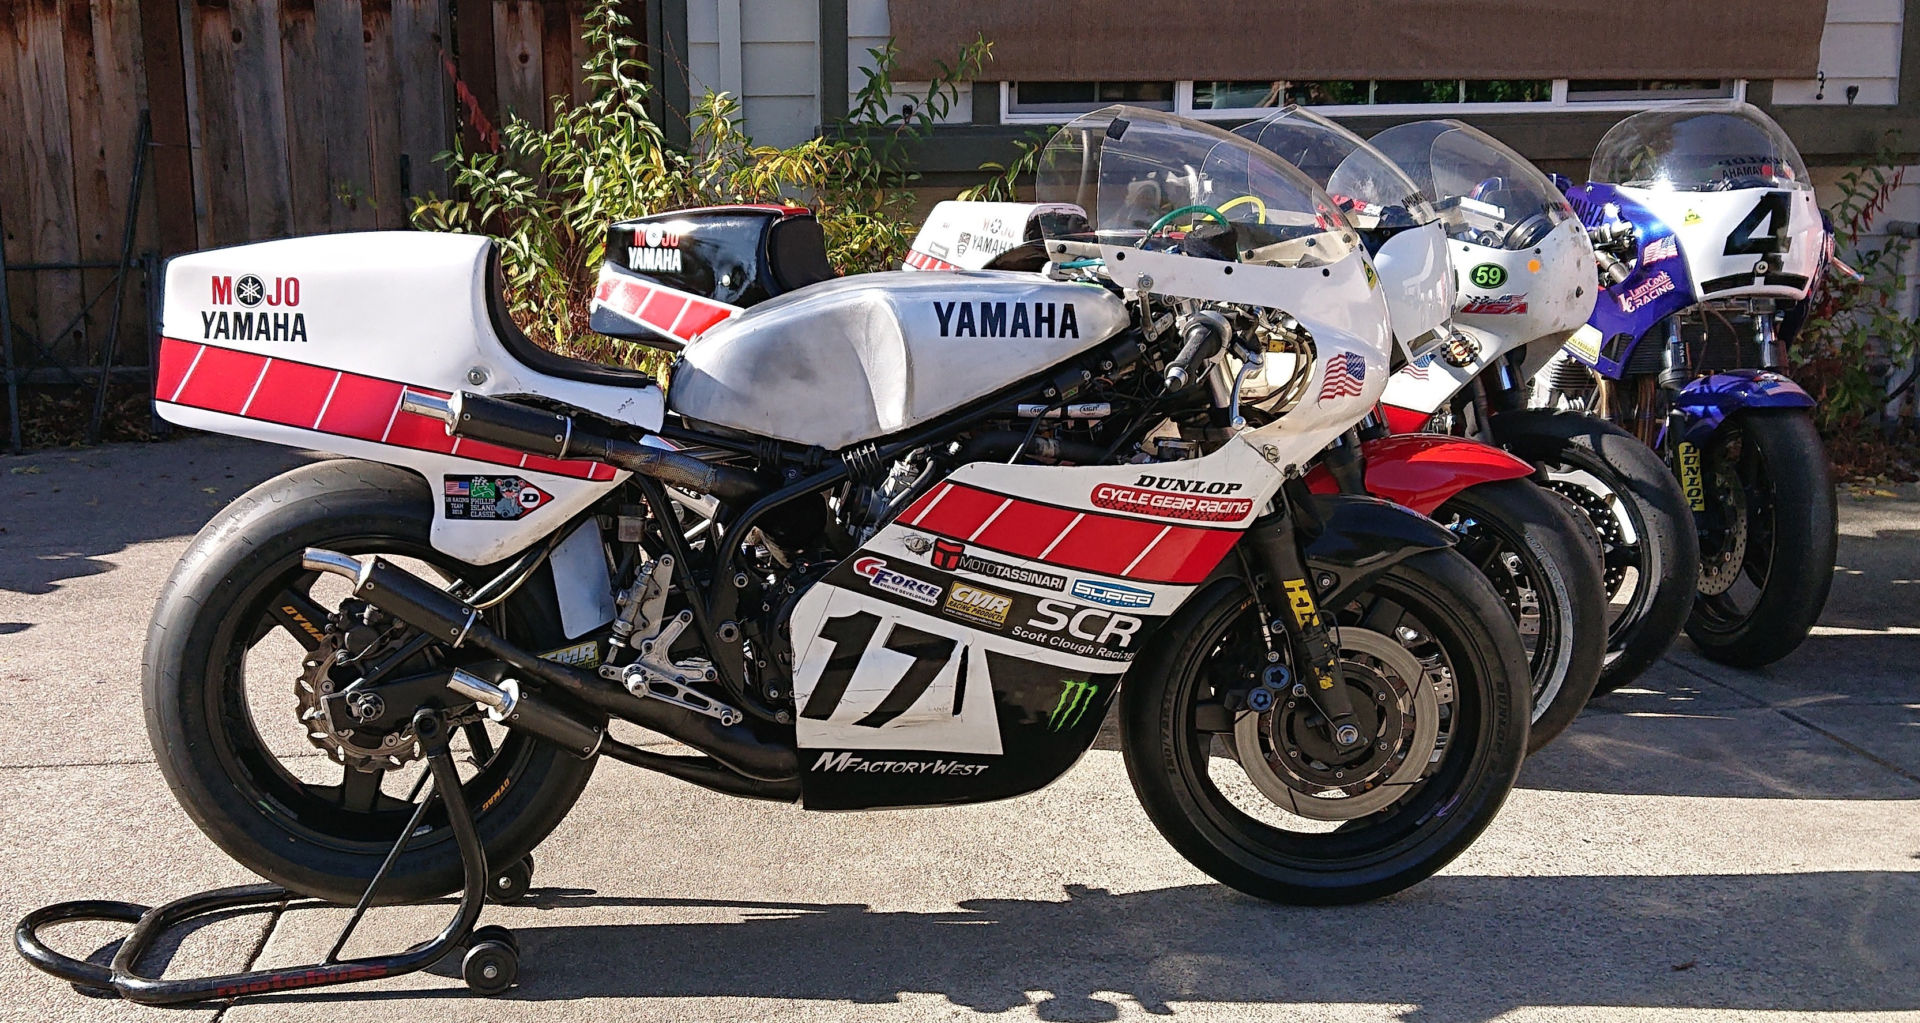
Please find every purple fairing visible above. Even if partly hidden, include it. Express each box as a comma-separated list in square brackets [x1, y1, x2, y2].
[1670, 370, 1816, 444]
[1561, 182, 1697, 378]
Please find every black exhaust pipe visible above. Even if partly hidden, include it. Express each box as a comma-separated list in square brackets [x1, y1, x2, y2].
[303, 549, 798, 783]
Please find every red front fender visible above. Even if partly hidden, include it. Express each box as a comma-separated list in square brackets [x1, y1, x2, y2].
[1306, 434, 1534, 516]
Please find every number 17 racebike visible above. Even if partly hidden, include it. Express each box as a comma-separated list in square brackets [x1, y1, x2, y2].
[19, 107, 1530, 1004]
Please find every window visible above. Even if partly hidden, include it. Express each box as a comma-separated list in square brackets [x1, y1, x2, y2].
[1003, 78, 1743, 121]
[1010, 81, 1174, 114]
[1191, 80, 1553, 110]
[1566, 79, 1736, 102]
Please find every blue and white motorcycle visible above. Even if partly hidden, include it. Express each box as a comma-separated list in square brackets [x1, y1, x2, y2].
[1539, 101, 1837, 668]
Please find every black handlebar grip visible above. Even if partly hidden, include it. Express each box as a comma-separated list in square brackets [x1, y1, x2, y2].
[1164, 321, 1222, 390]
[448, 391, 573, 457]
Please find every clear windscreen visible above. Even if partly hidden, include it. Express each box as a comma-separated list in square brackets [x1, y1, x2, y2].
[1233, 107, 1434, 231]
[1371, 119, 1576, 250]
[1036, 106, 1358, 270]
[1589, 101, 1810, 192]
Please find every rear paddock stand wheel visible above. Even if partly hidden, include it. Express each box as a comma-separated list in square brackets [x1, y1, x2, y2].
[487, 854, 535, 904]
[463, 936, 519, 996]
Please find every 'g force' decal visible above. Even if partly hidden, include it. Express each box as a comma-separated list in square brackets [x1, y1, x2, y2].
[443, 476, 552, 520]
[932, 301, 1079, 338]
[854, 556, 943, 607]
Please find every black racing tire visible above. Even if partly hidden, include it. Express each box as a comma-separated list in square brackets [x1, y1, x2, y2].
[144, 459, 596, 905]
[1120, 549, 1529, 905]
[1684, 410, 1836, 667]
[1434, 479, 1606, 752]
[1492, 409, 1700, 693]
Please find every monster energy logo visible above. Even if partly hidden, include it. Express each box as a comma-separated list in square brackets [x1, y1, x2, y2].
[1049, 680, 1099, 731]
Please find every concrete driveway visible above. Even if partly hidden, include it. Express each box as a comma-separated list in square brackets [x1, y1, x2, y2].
[2, 436, 1915, 1023]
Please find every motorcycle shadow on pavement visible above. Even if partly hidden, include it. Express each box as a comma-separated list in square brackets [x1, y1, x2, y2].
[0, 438, 312, 600]
[223, 873, 1917, 1021]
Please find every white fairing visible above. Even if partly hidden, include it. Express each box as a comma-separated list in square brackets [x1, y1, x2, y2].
[1617, 186, 1823, 301]
[668, 271, 1130, 451]
[156, 231, 660, 571]
[902, 201, 1084, 270]
[787, 439, 1283, 755]
[1372, 221, 1453, 359]
[1381, 217, 1592, 416]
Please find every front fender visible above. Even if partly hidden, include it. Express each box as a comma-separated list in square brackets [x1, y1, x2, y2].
[1674, 370, 1815, 443]
[1305, 434, 1534, 516]
[1303, 493, 1457, 608]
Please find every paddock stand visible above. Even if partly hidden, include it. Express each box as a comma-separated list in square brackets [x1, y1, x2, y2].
[14, 709, 528, 1004]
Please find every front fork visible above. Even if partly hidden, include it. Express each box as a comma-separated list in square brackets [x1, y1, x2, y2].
[1657, 315, 1715, 527]
[1243, 480, 1365, 752]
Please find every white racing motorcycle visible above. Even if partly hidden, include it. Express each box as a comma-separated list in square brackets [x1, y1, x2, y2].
[1230, 107, 1607, 751]
[1366, 119, 1700, 692]
[20, 108, 1537, 1006]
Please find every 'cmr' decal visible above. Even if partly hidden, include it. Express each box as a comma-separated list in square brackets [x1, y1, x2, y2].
[206, 273, 307, 341]
[932, 301, 1079, 339]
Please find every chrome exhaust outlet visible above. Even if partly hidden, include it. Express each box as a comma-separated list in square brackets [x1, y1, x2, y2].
[302, 547, 370, 584]
[447, 668, 604, 760]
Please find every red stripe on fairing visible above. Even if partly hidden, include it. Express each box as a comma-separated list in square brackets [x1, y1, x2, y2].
[173, 344, 268, 411]
[156, 338, 613, 480]
[1129, 527, 1240, 582]
[904, 482, 1242, 585]
[592, 267, 740, 342]
[903, 249, 958, 271]
[676, 302, 734, 337]
[317, 373, 407, 439]
[639, 294, 688, 331]
[246, 358, 338, 429]
[155, 339, 201, 400]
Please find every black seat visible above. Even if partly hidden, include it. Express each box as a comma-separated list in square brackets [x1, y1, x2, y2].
[485, 245, 656, 388]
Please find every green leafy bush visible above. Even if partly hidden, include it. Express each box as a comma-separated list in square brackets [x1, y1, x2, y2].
[412, 0, 987, 371]
[1791, 137, 1919, 477]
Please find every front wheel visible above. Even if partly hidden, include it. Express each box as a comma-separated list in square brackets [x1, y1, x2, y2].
[1684, 410, 1836, 667]
[1120, 549, 1529, 905]
[1433, 479, 1606, 752]
[1493, 409, 1700, 692]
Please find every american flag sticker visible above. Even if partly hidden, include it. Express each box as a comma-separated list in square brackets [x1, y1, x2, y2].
[1318, 352, 1368, 403]
[1405, 354, 1433, 381]
[444, 479, 470, 496]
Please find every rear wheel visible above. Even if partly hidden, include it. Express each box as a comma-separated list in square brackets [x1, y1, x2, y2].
[144, 459, 596, 905]
[1120, 549, 1529, 904]
[1493, 409, 1700, 693]
[1433, 479, 1606, 751]
[1684, 410, 1836, 667]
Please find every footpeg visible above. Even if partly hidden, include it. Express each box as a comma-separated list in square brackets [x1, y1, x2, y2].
[611, 660, 743, 727]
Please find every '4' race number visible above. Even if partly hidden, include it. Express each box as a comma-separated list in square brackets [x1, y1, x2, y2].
[1722, 192, 1791, 256]
[800, 611, 959, 727]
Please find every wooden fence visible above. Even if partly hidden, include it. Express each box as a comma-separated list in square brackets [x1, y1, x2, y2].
[0, 0, 639, 375]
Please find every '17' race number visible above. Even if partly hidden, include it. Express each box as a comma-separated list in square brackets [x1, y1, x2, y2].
[800, 611, 959, 727]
